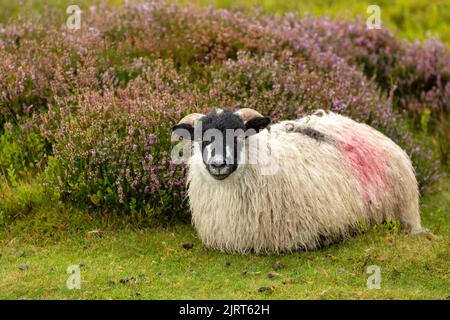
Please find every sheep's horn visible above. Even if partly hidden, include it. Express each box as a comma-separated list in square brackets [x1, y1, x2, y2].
[176, 113, 204, 126]
[234, 108, 263, 123]
[171, 113, 204, 143]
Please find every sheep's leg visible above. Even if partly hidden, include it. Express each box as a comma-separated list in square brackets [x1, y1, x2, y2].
[399, 201, 428, 235]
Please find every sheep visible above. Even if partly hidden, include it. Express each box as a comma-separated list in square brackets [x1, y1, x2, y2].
[171, 108, 426, 253]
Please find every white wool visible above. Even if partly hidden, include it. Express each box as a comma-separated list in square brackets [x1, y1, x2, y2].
[186, 112, 423, 253]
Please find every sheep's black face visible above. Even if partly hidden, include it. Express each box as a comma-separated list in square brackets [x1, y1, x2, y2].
[172, 109, 271, 180]
[199, 111, 246, 180]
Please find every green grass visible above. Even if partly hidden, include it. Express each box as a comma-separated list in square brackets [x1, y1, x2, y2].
[0, 177, 448, 299]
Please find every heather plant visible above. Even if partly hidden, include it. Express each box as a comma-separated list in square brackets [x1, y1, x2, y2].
[0, 2, 273, 124]
[264, 14, 449, 117]
[0, 23, 102, 126]
[206, 51, 393, 124]
[41, 61, 205, 222]
[2, 2, 447, 126]
[44, 100, 185, 223]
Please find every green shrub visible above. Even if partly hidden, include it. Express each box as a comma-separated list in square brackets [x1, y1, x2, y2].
[0, 122, 48, 181]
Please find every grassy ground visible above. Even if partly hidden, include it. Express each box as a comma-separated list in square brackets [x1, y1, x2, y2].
[0, 177, 448, 299]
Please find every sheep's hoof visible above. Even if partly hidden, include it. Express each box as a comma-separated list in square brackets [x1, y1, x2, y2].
[411, 227, 429, 236]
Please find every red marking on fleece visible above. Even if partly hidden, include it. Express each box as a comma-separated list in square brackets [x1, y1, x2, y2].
[338, 131, 388, 201]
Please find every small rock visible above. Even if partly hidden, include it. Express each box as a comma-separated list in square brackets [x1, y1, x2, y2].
[257, 286, 273, 293]
[267, 272, 280, 279]
[120, 276, 136, 284]
[182, 243, 194, 250]
[18, 264, 29, 270]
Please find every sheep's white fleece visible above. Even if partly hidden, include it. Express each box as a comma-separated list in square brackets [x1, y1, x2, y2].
[187, 111, 423, 253]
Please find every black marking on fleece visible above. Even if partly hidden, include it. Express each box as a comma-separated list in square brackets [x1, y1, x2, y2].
[294, 127, 332, 144]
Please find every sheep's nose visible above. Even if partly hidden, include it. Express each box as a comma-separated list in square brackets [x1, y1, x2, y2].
[210, 159, 227, 170]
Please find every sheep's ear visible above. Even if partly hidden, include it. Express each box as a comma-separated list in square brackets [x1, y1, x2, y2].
[234, 108, 270, 136]
[245, 117, 271, 136]
[172, 123, 194, 142]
